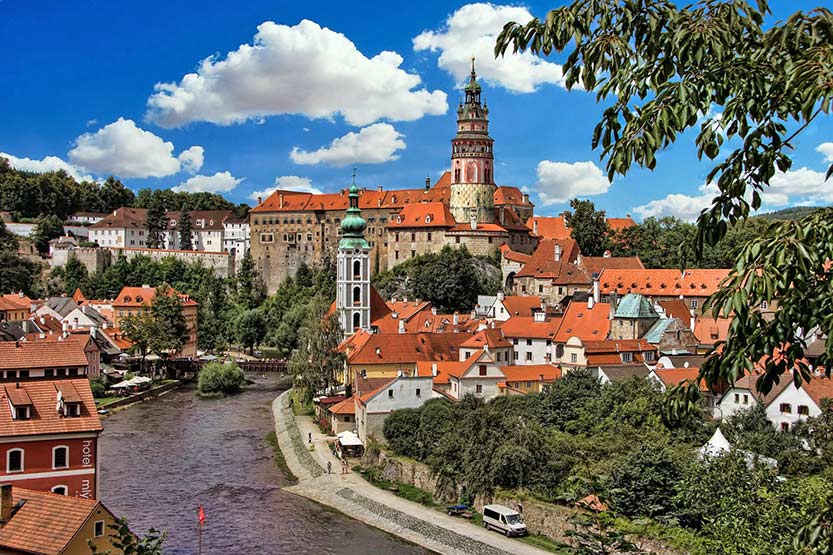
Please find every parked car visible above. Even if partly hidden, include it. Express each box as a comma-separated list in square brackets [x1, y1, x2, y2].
[482, 504, 527, 537]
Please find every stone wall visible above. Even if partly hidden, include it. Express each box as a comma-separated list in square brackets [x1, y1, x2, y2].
[361, 449, 460, 503]
[50, 247, 233, 278]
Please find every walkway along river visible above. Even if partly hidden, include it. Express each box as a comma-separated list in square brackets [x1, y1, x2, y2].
[98, 376, 431, 554]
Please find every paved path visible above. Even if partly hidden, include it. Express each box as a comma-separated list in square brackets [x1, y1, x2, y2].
[272, 390, 551, 555]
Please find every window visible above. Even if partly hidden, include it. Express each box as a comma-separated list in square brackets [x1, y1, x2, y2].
[512, 338, 518, 345]
[743, 395, 749, 405]
[14, 406, 29, 420]
[53, 446, 69, 469]
[94, 520, 105, 537]
[479, 365, 487, 376]
[411, 250, 415, 258]
[734, 393, 739, 403]
[798, 405, 810, 415]
[644, 352, 655, 362]
[570, 353, 577, 363]
[353, 260, 361, 279]
[760, 301, 768, 310]
[353, 287, 361, 305]
[621, 352, 633, 363]
[514, 351, 519, 360]
[395, 250, 400, 260]
[415, 388, 421, 397]
[780, 403, 792, 414]
[526, 339, 532, 346]
[52, 485, 68, 496]
[352, 312, 361, 332]
[538, 285, 543, 293]
[525, 352, 533, 361]
[427, 232, 432, 241]
[476, 385, 483, 394]
[410, 233, 416, 242]
[7, 449, 23, 473]
[781, 422, 790, 432]
[388, 390, 394, 398]
[690, 299, 699, 309]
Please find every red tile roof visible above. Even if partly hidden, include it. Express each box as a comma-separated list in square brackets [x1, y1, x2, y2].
[516, 239, 585, 281]
[101, 328, 133, 350]
[0, 339, 88, 370]
[658, 300, 691, 323]
[0, 487, 103, 555]
[0, 294, 32, 310]
[801, 377, 833, 408]
[414, 361, 454, 385]
[494, 186, 529, 206]
[460, 328, 512, 349]
[357, 379, 397, 405]
[526, 216, 570, 240]
[501, 364, 561, 382]
[329, 396, 357, 415]
[599, 269, 729, 297]
[112, 286, 198, 308]
[499, 315, 562, 340]
[387, 202, 456, 228]
[694, 316, 732, 345]
[653, 368, 708, 392]
[90, 207, 147, 229]
[0, 378, 102, 438]
[346, 333, 470, 365]
[387, 301, 432, 321]
[553, 302, 612, 343]
[499, 244, 531, 264]
[500, 295, 542, 317]
[579, 256, 644, 277]
[607, 217, 637, 231]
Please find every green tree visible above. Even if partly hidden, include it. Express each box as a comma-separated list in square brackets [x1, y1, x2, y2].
[235, 250, 261, 310]
[384, 408, 423, 458]
[97, 176, 135, 211]
[32, 214, 64, 253]
[197, 361, 246, 396]
[0, 220, 19, 252]
[236, 309, 266, 355]
[288, 296, 344, 399]
[52, 257, 88, 294]
[610, 443, 683, 518]
[410, 246, 480, 312]
[120, 311, 156, 373]
[565, 199, 610, 257]
[495, 0, 833, 412]
[148, 285, 187, 358]
[145, 199, 168, 249]
[178, 202, 193, 250]
[88, 517, 167, 555]
[0, 251, 42, 296]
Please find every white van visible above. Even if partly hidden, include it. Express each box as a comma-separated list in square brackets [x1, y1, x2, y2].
[482, 504, 527, 537]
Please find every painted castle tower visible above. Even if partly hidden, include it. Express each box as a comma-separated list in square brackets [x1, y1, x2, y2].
[449, 58, 496, 224]
[336, 178, 370, 337]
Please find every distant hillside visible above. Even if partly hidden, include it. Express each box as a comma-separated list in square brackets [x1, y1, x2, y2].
[753, 205, 825, 221]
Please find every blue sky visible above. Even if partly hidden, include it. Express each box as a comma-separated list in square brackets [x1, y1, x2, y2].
[1, 0, 831, 220]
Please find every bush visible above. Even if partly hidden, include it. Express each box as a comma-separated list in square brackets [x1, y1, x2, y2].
[89, 377, 106, 398]
[197, 362, 246, 396]
[610, 443, 683, 518]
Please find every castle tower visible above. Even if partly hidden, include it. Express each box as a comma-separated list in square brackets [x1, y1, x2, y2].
[450, 58, 496, 224]
[336, 176, 370, 337]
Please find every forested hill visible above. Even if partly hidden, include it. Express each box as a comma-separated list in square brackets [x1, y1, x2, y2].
[753, 205, 824, 221]
[0, 157, 249, 220]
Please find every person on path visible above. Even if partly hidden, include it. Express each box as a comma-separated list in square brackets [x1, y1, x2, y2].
[327, 460, 332, 474]
[308, 432, 312, 444]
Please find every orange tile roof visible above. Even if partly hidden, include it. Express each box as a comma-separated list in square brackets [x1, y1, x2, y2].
[101, 328, 133, 350]
[653, 368, 708, 392]
[658, 300, 691, 323]
[607, 217, 637, 231]
[499, 244, 531, 264]
[387, 202, 456, 228]
[501, 364, 561, 382]
[0, 339, 88, 370]
[448, 222, 511, 233]
[581, 339, 655, 353]
[71, 288, 86, 303]
[526, 216, 570, 240]
[460, 328, 512, 349]
[0, 487, 103, 555]
[499, 315, 562, 340]
[579, 256, 644, 277]
[347, 333, 470, 365]
[494, 186, 529, 206]
[112, 285, 198, 308]
[386, 301, 432, 321]
[0, 378, 102, 438]
[599, 268, 729, 297]
[357, 379, 397, 405]
[434, 171, 452, 188]
[553, 302, 612, 343]
[1, 294, 34, 308]
[329, 395, 356, 415]
[500, 295, 542, 317]
[0, 297, 26, 312]
[516, 239, 585, 281]
[694, 316, 732, 345]
[414, 361, 453, 385]
[801, 377, 833, 408]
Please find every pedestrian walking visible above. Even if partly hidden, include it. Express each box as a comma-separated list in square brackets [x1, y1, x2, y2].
[308, 432, 312, 444]
[327, 460, 332, 474]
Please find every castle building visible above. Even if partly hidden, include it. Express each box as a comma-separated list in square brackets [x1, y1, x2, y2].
[336, 182, 371, 336]
[249, 60, 536, 293]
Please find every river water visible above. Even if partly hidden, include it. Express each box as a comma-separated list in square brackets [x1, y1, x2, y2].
[98, 377, 430, 554]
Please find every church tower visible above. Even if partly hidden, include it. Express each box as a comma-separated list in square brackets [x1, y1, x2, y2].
[336, 176, 370, 337]
[449, 58, 496, 224]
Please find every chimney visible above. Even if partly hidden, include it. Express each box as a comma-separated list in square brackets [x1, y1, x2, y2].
[690, 308, 696, 331]
[398, 319, 406, 334]
[497, 291, 505, 301]
[554, 243, 562, 262]
[17, 291, 23, 299]
[431, 306, 437, 315]
[592, 273, 601, 304]
[576, 253, 582, 266]
[453, 312, 459, 325]
[0, 484, 12, 524]
[470, 213, 477, 230]
[431, 363, 438, 377]
[588, 295, 595, 309]
[73, 318, 79, 330]
[62, 321, 68, 336]
[425, 177, 431, 190]
[279, 193, 284, 209]
[113, 210, 118, 216]
[91, 325, 97, 339]
[499, 207, 505, 225]
[522, 193, 529, 204]
[533, 219, 539, 236]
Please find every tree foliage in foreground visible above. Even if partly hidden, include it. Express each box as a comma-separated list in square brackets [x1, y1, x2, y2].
[197, 361, 246, 396]
[496, 1, 833, 408]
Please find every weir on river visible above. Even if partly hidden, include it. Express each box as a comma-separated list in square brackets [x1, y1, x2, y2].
[98, 375, 430, 554]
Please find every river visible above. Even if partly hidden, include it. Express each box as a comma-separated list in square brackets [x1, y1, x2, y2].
[98, 377, 431, 554]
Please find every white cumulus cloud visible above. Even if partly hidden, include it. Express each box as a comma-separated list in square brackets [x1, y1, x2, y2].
[817, 142, 833, 163]
[534, 161, 610, 205]
[68, 118, 201, 178]
[146, 20, 448, 128]
[0, 152, 93, 182]
[290, 123, 406, 166]
[249, 176, 323, 202]
[178, 146, 204, 174]
[413, 3, 566, 93]
[173, 171, 243, 194]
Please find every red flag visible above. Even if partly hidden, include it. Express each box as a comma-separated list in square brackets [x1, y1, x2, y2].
[198, 505, 205, 527]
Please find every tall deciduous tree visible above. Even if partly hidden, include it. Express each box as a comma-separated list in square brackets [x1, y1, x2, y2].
[495, 1, 833, 399]
[565, 199, 610, 257]
[235, 250, 261, 310]
[178, 202, 193, 251]
[32, 214, 64, 253]
[145, 199, 168, 249]
[236, 309, 266, 355]
[288, 295, 344, 400]
[148, 285, 187, 357]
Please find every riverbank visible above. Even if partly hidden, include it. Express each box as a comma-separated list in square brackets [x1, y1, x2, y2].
[96, 380, 183, 415]
[272, 389, 552, 555]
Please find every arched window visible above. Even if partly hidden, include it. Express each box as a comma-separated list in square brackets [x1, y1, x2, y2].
[53, 445, 68, 469]
[353, 287, 361, 305]
[353, 260, 361, 280]
[7, 448, 23, 473]
[352, 312, 361, 331]
[51, 485, 68, 496]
